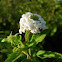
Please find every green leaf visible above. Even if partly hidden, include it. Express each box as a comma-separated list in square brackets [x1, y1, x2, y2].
[1, 33, 22, 47]
[13, 33, 22, 45]
[0, 41, 11, 49]
[28, 30, 48, 47]
[37, 50, 62, 62]
[50, 27, 57, 36]
[1, 49, 12, 54]
[35, 34, 46, 44]
[5, 51, 20, 62]
[1, 38, 7, 42]
[13, 47, 18, 52]
[22, 58, 31, 62]
[5, 48, 27, 62]
[32, 56, 41, 62]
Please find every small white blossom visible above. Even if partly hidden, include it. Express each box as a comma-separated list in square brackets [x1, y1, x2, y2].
[19, 12, 47, 34]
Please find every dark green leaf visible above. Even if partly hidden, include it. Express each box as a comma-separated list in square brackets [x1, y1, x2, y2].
[5, 48, 27, 62]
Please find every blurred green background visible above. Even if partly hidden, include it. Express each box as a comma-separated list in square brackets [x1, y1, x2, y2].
[0, 0, 62, 61]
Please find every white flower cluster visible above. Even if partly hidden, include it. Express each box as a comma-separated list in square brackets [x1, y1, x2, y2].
[19, 12, 46, 34]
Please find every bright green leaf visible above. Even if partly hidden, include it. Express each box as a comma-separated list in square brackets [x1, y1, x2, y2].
[37, 50, 62, 62]
[28, 30, 48, 47]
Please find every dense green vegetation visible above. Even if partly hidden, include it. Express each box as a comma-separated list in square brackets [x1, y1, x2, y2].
[0, 0, 62, 62]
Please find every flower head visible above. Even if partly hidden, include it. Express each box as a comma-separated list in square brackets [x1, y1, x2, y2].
[19, 12, 46, 34]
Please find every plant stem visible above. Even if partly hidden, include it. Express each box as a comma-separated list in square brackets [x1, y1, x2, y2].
[26, 31, 30, 42]
[22, 51, 32, 61]
[28, 55, 32, 61]
[26, 32, 33, 61]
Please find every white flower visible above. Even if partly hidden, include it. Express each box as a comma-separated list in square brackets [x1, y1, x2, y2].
[19, 12, 47, 34]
